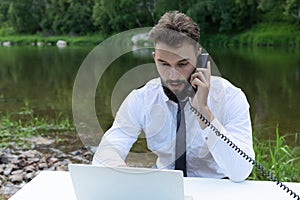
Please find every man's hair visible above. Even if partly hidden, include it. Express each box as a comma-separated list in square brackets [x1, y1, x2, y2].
[149, 11, 200, 48]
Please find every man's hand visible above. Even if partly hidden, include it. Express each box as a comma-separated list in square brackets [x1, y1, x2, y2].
[190, 61, 214, 129]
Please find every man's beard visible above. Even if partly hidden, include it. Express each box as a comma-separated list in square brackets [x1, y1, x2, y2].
[161, 78, 189, 101]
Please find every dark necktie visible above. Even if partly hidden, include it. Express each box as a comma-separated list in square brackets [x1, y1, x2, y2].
[175, 100, 187, 177]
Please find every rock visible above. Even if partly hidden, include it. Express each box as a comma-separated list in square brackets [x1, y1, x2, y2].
[1, 182, 23, 196]
[3, 164, 17, 176]
[56, 40, 67, 48]
[0, 165, 3, 174]
[46, 166, 55, 171]
[0, 154, 11, 164]
[38, 162, 48, 169]
[15, 158, 27, 168]
[3, 41, 11, 47]
[70, 150, 81, 156]
[26, 157, 40, 165]
[21, 150, 42, 158]
[30, 136, 55, 146]
[1, 152, 18, 164]
[9, 172, 24, 183]
[47, 157, 59, 164]
[23, 172, 35, 182]
[0, 146, 92, 198]
[82, 150, 92, 157]
[37, 42, 44, 46]
[11, 169, 23, 175]
[0, 174, 5, 181]
[131, 33, 149, 45]
[56, 166, 67, 171]
[23, 165, 36, 173]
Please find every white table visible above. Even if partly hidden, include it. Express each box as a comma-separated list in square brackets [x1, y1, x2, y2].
[9, 171, 300, 200]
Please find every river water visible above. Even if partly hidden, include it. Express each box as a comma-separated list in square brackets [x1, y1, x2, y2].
[0, 45, 299, 150]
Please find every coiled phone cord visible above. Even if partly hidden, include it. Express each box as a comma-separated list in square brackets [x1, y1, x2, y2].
[189, 101, 300, 200]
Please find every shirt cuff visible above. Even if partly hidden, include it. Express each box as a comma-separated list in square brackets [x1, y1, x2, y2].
[203, 118, 225, 151]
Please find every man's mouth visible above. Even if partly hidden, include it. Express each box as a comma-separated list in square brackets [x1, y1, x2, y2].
[165, 80, 188, 93]
[166, 80, 186, 87]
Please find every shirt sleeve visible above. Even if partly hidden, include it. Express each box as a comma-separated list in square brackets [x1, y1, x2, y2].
[203, 88, 255, 182]
[92, 90, 142, 166]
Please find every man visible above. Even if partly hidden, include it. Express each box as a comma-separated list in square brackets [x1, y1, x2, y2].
[92, 11, 254, 182]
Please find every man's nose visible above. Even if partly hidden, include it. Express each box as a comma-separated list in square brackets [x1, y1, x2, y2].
[169, 67, 180, 80]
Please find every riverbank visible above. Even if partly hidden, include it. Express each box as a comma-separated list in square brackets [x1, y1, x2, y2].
[1, 106, 300, 199]
[0, 34, 107, 46]
[201, 23, 300, 47]
[0, 105, 93, 199]
[1, 23, 300, 47]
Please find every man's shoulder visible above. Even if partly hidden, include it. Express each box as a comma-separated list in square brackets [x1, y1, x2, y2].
[126, 78, 166, 108]
[210, 76, 247, 104]
[211, 76, 242, 93]
[134, 78, 162, 93]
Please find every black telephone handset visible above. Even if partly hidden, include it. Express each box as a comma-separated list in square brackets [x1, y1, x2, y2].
[186, 53, 209, 97]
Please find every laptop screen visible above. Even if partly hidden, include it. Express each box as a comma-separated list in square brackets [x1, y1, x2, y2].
[69, 164, 185, 200]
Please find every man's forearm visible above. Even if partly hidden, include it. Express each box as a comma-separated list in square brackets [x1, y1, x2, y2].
[92, 137, 127, 167]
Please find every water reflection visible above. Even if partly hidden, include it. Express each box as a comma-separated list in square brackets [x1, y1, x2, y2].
[208, 47, 300, 142]
[0, 46, 91, 116]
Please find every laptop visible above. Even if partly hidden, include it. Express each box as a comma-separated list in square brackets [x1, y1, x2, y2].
[68, 164, 193, 200]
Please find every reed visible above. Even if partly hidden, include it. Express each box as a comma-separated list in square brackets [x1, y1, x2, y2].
[0, 101, 73, 149]
[249, 127, 300, 182]
[201, 23, 300, 48]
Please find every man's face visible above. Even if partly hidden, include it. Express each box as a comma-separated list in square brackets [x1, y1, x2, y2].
[153, 42, 198, 96]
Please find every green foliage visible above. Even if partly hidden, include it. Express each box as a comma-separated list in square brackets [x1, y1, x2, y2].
[249, 127, 300, 182]
[0, 22, 15, 36]
[7, 0, 44, 34]
[42, 0, 95, 35]
[235, 23, 300, 47]
[0, 0, 299, 45]
[0, 101, 74, 149]
[93, 0, 156, 34]
[186, 0, 259, 33]
[200, 22, 300, 47]
[0, 0, 292, 35]
[284, 0, 300, 26]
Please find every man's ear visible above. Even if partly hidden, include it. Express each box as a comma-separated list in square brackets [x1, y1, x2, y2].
[152, 51, 155, 59]
[198, 47, 202, 56]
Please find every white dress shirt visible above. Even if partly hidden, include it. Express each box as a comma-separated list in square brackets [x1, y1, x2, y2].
[92, 76, 255, 182]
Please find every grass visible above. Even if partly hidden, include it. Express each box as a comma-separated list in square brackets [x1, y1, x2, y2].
[0, 100, 74, 149]
[1, 101, 300, 182]
[249, 127, 300, 182]
[1, 23, 300, 48]
[201, 23, 300, 48]
[0, 34, 107, 46]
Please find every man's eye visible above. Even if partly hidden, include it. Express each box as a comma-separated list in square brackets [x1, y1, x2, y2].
[178, 62, 188, 67]
[161, 62, 170, 66]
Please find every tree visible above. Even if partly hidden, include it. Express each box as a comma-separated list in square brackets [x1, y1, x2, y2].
[92, 0, 112, 34]
[256, 0, 286, 22]
[0, 0, 10, 24]
[284, 0, 300, 21]
[186, 0, 258, 33]
[92, 0, 155, 34]
[7, 0, 44, 33]
[42, 0, 94, 35]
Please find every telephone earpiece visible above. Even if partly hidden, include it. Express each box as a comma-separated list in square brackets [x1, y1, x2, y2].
[197, 53, 209, 69]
